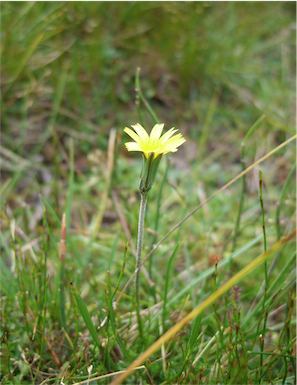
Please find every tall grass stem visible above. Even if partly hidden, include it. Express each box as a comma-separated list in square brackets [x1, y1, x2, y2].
[162, 245, 179, 332]
[232, 114, 265, 251]
[135, 191, 148, 338]
[259, 170, 268, 382]
[276, 163, 296, 240]
[135, 68, 159, 125]
[149, 161, 169, 302]
[59, 213, 67, 332]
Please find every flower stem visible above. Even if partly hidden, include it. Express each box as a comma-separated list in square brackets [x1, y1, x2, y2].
[135, 191, 148, 338]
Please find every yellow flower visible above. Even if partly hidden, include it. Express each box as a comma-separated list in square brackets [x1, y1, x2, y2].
[124, 123, 186, 193]
[124, 123, 186, 159]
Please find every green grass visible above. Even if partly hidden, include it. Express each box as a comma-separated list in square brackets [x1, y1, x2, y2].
[1, 2, 296, 384]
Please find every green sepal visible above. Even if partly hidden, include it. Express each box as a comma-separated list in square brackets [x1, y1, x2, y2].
[139, 153, 162, 193]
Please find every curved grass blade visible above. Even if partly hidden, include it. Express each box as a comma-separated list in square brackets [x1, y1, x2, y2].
[71, 284, 102, 351]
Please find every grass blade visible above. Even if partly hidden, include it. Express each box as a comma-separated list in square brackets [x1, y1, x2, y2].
[3, 31, 45, 96]
[58, 213, 67, 333]
[135, 67, 159, 124]
[71, 284, 103, 354]
[276, 162, 296, 240]
[232, 114, 266, 251]
[162, 244, 179, 332]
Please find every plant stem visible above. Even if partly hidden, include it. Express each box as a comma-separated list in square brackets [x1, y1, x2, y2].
[276, 162, 296, 240]
[59, 213, 67, 332]
[232, 115, 265, 252]
[259, 170, 268, 383]
[232, 145, 246, 252]
[135, 67, 159, 124]
[135, 191, 148, 338]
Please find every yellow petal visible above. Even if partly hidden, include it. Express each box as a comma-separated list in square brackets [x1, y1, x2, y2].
[150, 124, 164, 140]
[160, 127, 178, 144]
[124, 127, 143, 144]
[161, 135, 186, 153]
[125, 142, 143, 152]
[131, 124, 149, 140]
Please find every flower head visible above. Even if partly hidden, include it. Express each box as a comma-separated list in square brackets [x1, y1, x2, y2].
[124, 123, 186, 193]
[124, 123, 186, 159]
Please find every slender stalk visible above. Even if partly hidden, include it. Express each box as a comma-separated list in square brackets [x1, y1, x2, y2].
[232, 145, 246, 252]
[149, 161, 169, 280]
[59, 213, 67, 332]
[276, 163, 296, 240]
[259, 171, 267, 252]
[135, 67, 159, 124]
[232, 114, 265, 251]
[135, 191, 148, 338]
[135, 69, 144, 126]
[258, 170, 268, 383]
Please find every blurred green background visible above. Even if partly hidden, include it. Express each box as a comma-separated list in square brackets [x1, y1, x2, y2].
[2, 1, 295, 149]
